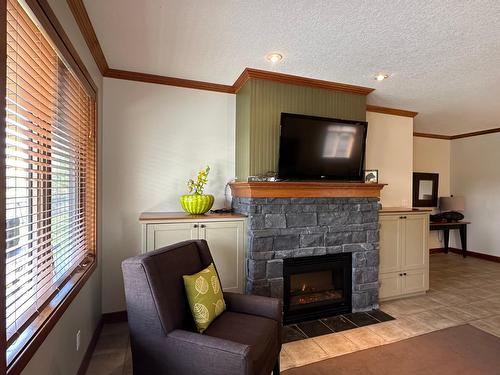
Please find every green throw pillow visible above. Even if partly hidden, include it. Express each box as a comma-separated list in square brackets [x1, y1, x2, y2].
[183, 263, 226, 333]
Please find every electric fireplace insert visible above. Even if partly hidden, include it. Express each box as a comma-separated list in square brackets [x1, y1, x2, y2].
[283, 253, 352, 324]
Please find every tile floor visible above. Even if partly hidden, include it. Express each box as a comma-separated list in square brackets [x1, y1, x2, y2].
[85, 253, 500, 374]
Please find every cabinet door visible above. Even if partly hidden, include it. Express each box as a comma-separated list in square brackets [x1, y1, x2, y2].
[200, 221, 245, 293]
[402, 215, 428, 270]
[403, 268, 428, 294]
[379, 272, 402, 300]
[379, 215, 403, 274]
[146, 223, 198, 252]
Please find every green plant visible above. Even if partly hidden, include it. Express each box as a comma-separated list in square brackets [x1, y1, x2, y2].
[187, 166, 210, 195]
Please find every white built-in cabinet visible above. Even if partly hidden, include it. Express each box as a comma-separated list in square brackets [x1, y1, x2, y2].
[379, 210, 429, 300]
[140, 213, 246, 293]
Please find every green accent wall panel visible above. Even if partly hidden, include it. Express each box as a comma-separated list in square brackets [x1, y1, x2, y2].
[235, 78, 367, 180]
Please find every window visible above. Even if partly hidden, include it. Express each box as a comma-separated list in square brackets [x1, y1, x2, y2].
[3, 0, 96, 368]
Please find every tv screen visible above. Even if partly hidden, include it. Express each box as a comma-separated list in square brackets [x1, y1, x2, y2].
[277, 113, 368, 181]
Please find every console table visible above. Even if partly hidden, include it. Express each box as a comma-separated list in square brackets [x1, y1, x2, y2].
[430, 221, 470, 258]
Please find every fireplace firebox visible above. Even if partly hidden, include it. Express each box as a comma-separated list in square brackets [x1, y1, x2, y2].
[283, 253, 352, 324]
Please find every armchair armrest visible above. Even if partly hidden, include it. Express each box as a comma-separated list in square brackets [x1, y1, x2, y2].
[168, 329, 250, 374]
[224, 292, 282, 324]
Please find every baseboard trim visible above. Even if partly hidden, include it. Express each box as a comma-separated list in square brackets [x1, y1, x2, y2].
[430, 248, 500, 263]
[76, 318, 103, 375]
[102, 310, 128, 323]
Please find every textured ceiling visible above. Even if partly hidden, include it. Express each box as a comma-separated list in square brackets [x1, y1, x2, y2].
[84, 0, 500, 134]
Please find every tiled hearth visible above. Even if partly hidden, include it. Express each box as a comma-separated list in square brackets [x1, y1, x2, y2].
[283, 310, 395, 343]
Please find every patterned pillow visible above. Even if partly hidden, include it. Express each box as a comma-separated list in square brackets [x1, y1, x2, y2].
[183, 263, 226, 333]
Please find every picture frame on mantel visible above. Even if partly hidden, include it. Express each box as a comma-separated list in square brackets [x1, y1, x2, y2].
[364, 169, 379, 183]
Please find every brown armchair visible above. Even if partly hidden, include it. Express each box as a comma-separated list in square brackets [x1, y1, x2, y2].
[122, 240, 282, 375]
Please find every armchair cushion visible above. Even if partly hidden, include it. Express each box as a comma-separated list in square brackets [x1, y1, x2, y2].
[183, 263, 226, 332]
[204, 311, 280, 374]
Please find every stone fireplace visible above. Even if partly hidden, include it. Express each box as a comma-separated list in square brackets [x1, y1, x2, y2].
[230, 181, 384, 315]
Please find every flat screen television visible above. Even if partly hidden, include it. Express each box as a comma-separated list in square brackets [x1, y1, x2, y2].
[277, 113, 368, 181]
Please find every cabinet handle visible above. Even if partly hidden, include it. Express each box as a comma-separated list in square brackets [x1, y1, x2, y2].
[193, 224, 198, 228]
[399, 273, 403, 276]
[403, 272, 407, 276]
[200, 224, 206, 228]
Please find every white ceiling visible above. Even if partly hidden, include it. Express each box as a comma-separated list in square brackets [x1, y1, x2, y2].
[84, 0, 500, 135]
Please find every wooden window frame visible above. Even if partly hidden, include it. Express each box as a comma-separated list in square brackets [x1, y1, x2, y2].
[1, 0, 99, 374]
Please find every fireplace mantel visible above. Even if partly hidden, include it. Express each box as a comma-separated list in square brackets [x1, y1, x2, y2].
[229, 181, 386, 198]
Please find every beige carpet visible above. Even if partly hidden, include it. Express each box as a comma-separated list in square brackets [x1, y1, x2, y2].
[282, 325, 500, 375]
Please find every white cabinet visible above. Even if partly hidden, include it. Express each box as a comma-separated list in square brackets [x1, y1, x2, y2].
[141, 213, 246, 293]
[379, 211, 429, 301]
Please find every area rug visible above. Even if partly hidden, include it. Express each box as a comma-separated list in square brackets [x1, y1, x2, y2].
[283, 325, 500, 374]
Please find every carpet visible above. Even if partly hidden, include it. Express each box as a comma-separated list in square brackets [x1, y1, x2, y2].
[283, 325, 500, 375]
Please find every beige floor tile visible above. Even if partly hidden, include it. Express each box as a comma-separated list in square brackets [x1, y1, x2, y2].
[453, 302, 495, 319]
[340, 326, 385, 350]
[283, 337, 328, 366]
[86, 351, 126, 375]
[432, 306, 476, 323]
[313, 332, 359, 356]
[411, 309, 457, 330]
[392, 315, 435, 336]
[280, 348, 296, 371]
[365, 321, 411, 342]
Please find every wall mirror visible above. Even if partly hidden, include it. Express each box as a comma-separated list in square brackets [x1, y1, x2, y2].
[413, 172, 439, 207]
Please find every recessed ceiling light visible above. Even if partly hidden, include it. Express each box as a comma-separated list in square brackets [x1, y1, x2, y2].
[266, 52, 283, 64]
[374, 74, 389, 81]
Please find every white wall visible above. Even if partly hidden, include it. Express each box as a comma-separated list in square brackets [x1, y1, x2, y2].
[413, 137, 451, 248]
[451, 134, 500, 257]
[365, 112, 414, 208]
[102, 78, 235, 313]
[22, 0, 103, 373]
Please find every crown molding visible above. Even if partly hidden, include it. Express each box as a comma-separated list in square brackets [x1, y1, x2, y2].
[67, 0, 109, 75]
[367, 104, 418, 118]
[104, 68, 234, 93]
[414, 127, 500, 140]
[413, 132, 452, 140]
[233, 68, 375, 95]
[450, 127, 500, 140]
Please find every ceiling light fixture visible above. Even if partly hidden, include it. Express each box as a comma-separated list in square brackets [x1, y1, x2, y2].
[266, 52, 283, 64]
[374, 74, 389, 81]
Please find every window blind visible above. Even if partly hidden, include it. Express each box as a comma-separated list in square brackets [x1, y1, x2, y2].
[5, 0, 96, 342]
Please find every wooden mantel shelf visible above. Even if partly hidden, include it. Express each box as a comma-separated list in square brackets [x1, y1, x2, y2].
[229, 181, 386, 198]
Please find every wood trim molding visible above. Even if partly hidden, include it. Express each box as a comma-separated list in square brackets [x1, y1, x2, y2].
[7, 262, 97, 375]
[450, 127, 500, 140]
[413, 132, 452, 140]
[26, 0, 97, 95]
[233, 68, 375, 95]
[67, 0, 109, 75]
[430, 248, 500, 263]
[414, 127, 500, 140]
[104, 68, 235, 93]
[367, 105, 418, 118]
[229, 182, 386, 198]
[102, 311, 128, 324]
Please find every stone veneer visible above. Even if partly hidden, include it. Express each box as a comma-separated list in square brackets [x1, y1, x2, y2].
[232, 197, 380, 312]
